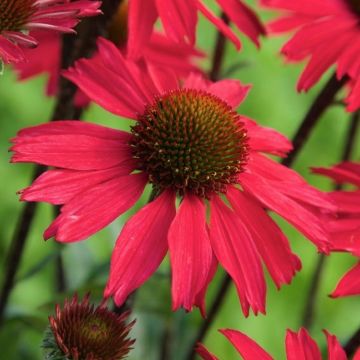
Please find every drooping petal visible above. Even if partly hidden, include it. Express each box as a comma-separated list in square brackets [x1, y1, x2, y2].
[220, 329, 274, 360]
[0, 35, 26, 63]
[127, 0, 158, 59]
[194, 252, 218, 317]
[216, 0, 265, 47]
[11, 121, 133, 171]
[44, 173, 147, 242]
[285, 328, 322, 360]
[227, 187, 301, 289]
[331, 263, 360, 298]
[196, 1, 241, 50]
[105, 190, 176, 305]
[20, 166, 135, 205]
[168, 194, 212, 312]
[156, 0, 198, 45]
[247, 153, 335, 211]
[64, 38, 159, 119]
[323, 330, 347, 360]
[239, 171, 330, 252]
[209, 195, 266, 316]
[312, 163, 360, 188]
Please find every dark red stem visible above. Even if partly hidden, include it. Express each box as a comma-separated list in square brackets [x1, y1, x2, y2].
[281, 73, 348, 167]
[209, 13, 229, 82]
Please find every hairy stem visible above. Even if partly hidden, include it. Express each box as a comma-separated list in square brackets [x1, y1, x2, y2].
[301, 110, 360, 329]
[0, 0, 122, 326]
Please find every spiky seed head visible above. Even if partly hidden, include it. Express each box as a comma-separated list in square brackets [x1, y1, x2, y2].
[43, 294, 135, 360]
[131, 89, 249, 199]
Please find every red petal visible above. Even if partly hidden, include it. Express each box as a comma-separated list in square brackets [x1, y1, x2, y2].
[105, 190, 176, 305]
[331, 263, 360, 298]
[44, 173, 147, 242]
[285, 328, 322, 360]
[227, 187, 301, 289]
[11, 121, 133, 170]
[239, 171, 329, 251]
[168, 194, 212, 312]
[220, 329, 273, 360]
[127, 0, 158, 59]
[323, 330, 347, 360]
[209, 195, 266, 316]
[216, 0, 265, 46]
[20, 166, 134, 205]
[196, 343, 220, 360]
[241, 117, 292, 157]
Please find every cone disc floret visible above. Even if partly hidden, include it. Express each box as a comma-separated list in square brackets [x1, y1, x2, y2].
[0, 0, 36, 33]
[131, 89, 249, 198]
[44, 294, 135, 360]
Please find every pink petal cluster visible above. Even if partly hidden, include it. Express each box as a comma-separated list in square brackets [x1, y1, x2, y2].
[197, 328, 356, 360]
[261, 0, 360, 111]
[312, 162, 360, 298]
[127, 0, 265, 58]
[13, 11, 203, 104]
[0, 0, 101, 64]
[11, 38, 335, 316]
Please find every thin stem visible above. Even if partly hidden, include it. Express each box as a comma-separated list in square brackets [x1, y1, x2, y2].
[209, 13, 229, 82]
[160, 322, 172, 360]
[301, 254, 326, 329]
[281, 73, 348, 167]
[0, 0, 122, 326]
[300, 110, 360, 329]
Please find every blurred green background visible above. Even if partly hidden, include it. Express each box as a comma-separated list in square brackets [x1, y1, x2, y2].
[0, 1, 359, 359]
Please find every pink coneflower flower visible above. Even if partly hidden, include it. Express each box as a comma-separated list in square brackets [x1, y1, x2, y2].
[14, 1, 203, 104]
[43, 293, 135, 360]
[197, 328, 350, 360]
[0, 0, 101, 64]
[312, 161, 360, 298]
[261, 0, 360, 111]
[12, 38, 334, 316]
[127, 0, 265, 58]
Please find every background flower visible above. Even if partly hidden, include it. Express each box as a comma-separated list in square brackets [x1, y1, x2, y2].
[0, 0, 101, 64]
[127, 0, 265, 58]
[197, 328, 349, 360]
[312, 162, 360, 298]
[261, 0, 360, 111]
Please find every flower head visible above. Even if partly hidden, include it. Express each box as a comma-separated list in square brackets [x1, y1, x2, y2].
[261, 0, 360, 111]
[43, 293, 135, 360]
[11, 38, 335, 317]
[197, 328, 348, 360]
[0, 0, 101, 64]
[127, 0, 265, 58]
[312, 161, 360, 298]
